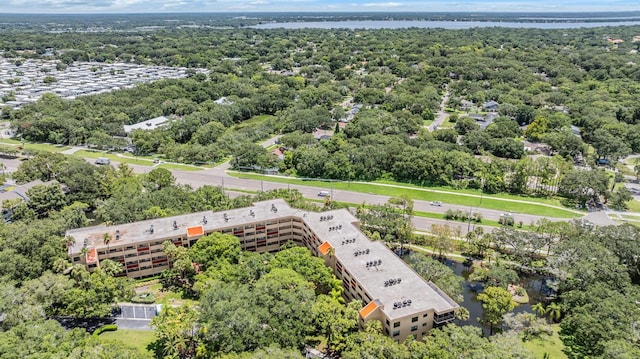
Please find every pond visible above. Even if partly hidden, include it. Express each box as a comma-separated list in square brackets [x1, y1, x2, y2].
[444, 258, 554, 335]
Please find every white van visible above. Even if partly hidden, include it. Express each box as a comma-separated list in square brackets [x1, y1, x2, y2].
[95, 157, 111, 165]
[317, 190, 330, 197]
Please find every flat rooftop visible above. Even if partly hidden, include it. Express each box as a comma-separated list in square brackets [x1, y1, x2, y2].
[302, 208, 459, 318]
[66, 199, 458, 317]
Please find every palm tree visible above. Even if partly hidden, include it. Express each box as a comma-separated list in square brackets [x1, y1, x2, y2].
[52, 258, 72, 274]
[327, 246, 336, 268]
[79, 246, 89, 263]
[455, 307, 470, 324]
[546, 302, 562, 323]
[64, 235, 76, 249]
[100, 259, 123, 277]
[103, 232, 112, 250]
[70, 263, 89, 282]
[532, 302, 546, 318]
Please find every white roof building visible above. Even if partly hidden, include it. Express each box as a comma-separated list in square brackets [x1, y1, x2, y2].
[123, 116, 171, 133]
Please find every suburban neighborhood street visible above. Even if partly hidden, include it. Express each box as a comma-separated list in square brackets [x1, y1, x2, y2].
[429, 87, 450, 131]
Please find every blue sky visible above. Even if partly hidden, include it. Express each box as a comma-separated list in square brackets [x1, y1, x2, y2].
[0, 0, 638, 14]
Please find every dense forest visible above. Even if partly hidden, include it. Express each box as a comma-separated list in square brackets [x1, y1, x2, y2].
[3, 25, 640, 206]
[1, 16, 640, 358]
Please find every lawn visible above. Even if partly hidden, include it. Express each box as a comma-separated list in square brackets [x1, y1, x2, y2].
[228, 172, 581, 218]
[413, 209, 533, 229]
[522, 324, 568, 359]
[230, 114, 275, 131]
[135, 280, 199, 307]
[156, 163, 203, 172]
[98, 329, 156, 355]
[440, 117, 455, 128]
[373, 179, 565, 207]
[626, 199, 640, 213]
[0, 138, 69, 153]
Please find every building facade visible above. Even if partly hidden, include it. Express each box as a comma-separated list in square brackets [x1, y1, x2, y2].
[67, 199, 458, 342]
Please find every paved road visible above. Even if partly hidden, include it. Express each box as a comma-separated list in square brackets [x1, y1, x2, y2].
[166, 169, 568, 231]
[429, 87, 450, 131]
[0, 153, 578, 235]
[0, 143, 602, 236]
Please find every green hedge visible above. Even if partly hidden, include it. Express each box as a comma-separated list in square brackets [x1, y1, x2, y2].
[93, 324, 118, 336]
[130, 292, 156, 304]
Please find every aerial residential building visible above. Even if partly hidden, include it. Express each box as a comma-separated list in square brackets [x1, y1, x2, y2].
[66, 199, 458, 342]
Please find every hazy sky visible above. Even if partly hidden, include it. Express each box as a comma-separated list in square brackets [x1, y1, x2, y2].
[1, 0, 638, 14]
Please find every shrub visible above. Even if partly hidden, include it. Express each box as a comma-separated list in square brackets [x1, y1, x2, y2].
[130, 292, 156, 304]
[499, 216, 515, 226]
[473, 212, 483, 223]
[93, 324, 118, 336]
[444, 209, 455, 220]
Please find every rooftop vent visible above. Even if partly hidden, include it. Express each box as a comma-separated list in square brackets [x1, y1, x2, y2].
[83, 238, 88, 246]
[173, 220, 178, 230]
[384, 277, 402, 286]
[355, 249, 370, 257]
[249, 209, 255, 217]
[223, 213, 228, 222]
[149, 224, 154, 234]
[271, 204, 277, 212]
[202, 216, 207, 224]
[392, 299, 412, 309]
[115, 229, 121, 240]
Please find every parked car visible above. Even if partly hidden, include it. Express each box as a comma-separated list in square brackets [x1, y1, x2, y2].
[95, 157, 111, 165]
[430, 201, 442, 206]
[317, 191, 330, 197]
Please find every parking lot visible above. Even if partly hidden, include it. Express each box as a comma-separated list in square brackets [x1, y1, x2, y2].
[114, 304, 159, 320]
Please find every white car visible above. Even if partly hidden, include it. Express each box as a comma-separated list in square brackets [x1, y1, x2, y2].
[317, 191, 330, 197]
[430, 201, 442, 206]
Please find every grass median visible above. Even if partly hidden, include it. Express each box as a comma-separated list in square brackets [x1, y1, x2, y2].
[228, 171, 581, 219]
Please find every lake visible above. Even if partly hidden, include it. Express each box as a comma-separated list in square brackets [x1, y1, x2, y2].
[251, 20, 640, 30]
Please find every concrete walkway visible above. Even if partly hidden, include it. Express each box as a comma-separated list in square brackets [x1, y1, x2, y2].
[60, 146, 83, 155]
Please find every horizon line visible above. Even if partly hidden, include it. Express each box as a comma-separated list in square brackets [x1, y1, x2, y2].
[2, 10, 640, 15]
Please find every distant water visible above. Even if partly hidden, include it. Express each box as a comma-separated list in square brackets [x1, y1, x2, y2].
[252, 20, 640, 30]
